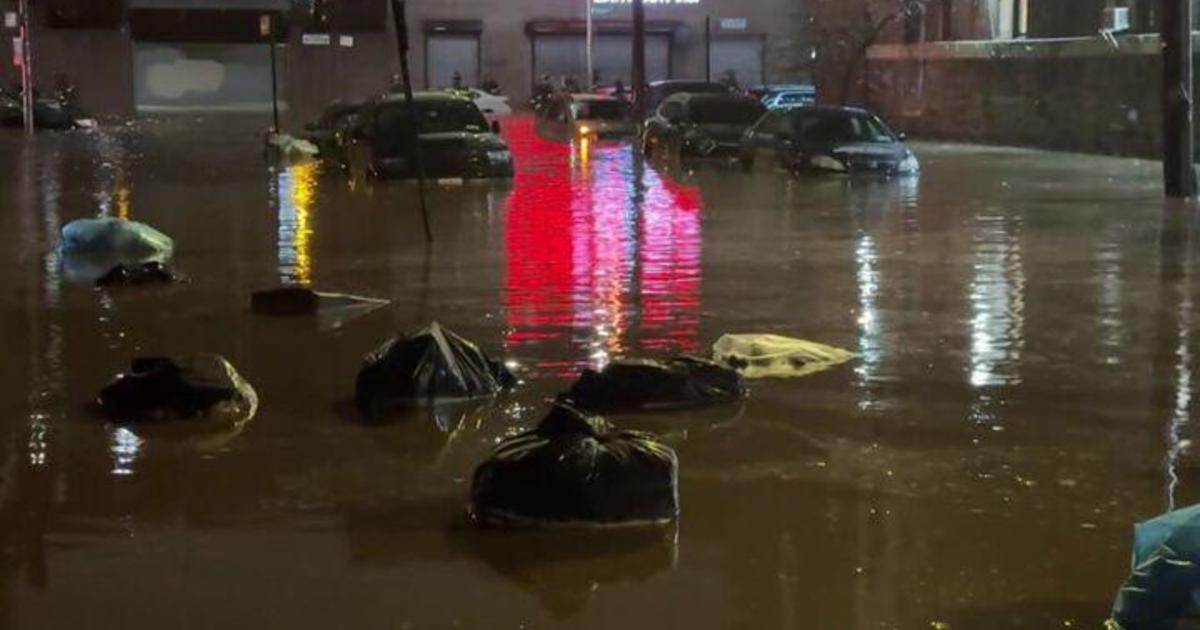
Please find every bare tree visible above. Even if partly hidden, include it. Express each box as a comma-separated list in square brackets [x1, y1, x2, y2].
[815, 0, 927, 105]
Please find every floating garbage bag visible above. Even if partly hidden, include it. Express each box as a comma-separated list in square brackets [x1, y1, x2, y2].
[1109, 504, 1200, 630]
[267, 133, 320, 156]
[60, 218, 174, 258]
[95, 261, 177, 287]
[470, 404, 679, 528]
[712, 333, 855, 379]
[59, 218, 175, 283]
[99, 355, 258, 423]
[559, 357, 745, 413]
[354, 322, 515, 417]
[251, 286, 389, 329]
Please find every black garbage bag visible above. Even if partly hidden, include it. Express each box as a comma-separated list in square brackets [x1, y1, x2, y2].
[470, 404, 679, 527]
[354, 322, 514, 416]
[95, 261, 177, 287]
[558, 356, 745, 413]
[99, 355, 258, 423]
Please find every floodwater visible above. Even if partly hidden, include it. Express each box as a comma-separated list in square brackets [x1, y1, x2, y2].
[0, 114, 1196, 629]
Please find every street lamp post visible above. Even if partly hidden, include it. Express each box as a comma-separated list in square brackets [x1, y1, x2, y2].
[585, 0, 594, 90]
[17, 0, 33, 133]
[1163, 0, 1196, 197]
[632, 0, 646, 121]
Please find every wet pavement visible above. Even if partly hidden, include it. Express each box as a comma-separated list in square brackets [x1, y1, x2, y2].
[0, 114, 1197, 629]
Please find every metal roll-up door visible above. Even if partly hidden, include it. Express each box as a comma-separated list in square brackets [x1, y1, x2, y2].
[593, 35, 670, 85]
[133, 43, 284, 113]
[710, 36, 764, 88]
[532, 35, 587, 86]
[534, 34, 670, 88]
[427, 35, 480, 89]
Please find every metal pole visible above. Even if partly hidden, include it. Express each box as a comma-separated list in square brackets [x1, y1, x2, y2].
[632, 0, 646, 121]
[18, 0, 33, 134]
[1163, 0, 1196, 197]
[705, 15, 712, 83]
[268, 14, 280, 134]
[586, 0, 594, 89]
[389, 0, 433, 243]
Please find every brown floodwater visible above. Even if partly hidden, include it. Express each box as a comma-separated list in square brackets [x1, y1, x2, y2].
[0, 114, 1197, 629]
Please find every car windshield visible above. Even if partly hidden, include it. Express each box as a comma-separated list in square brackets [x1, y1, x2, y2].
[573, 100, 630, 121]
[689, 98, 764, 125]
[377, 99, 488, 135]
[794, 112, 896, 144]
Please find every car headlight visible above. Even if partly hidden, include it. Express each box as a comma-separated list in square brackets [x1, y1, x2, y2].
[810, 155, 847, 172]
[486, 150, 512, 164]
[578, 125, 593, 136]
[897, 151, 920, 174]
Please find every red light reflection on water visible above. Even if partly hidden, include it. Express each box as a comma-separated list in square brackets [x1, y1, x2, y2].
[502, 117, 702, 374]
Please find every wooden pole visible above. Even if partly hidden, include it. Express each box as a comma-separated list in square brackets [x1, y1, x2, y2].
[1162, 0, 1197, 198]
[632, 0, 646, 121]
[389, 0, 433, 243]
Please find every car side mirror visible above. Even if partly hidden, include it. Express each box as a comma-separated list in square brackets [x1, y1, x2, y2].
[491, 121, 501, 134]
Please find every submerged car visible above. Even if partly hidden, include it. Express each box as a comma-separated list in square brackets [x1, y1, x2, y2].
[642, 92, 765, 158]
[640, 80, 731, 120]
[762, 88, 816, 110]
[302, 100, 364, 160]
[739, 106, 919, 176]
[344, 92, 513, 180]
[1, 89, 86, 130]
[536, 93, 635, 141]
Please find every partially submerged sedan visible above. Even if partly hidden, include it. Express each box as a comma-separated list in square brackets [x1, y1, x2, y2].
[642, 92, 765, 158]
[344, 92, 513, 180]
[740, 106, 919, 176]
[535, 93, 636, 142]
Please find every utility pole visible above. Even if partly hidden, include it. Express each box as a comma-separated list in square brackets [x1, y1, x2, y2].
[264, 14, 280, 133]
[389, 0, 433, 243]
[17, 0, 33, 133]
[632, 0, 646, 121]
[586, 0, 594, 89]
[705, 16, 712, 82]
[1162, 0, 1197, 197]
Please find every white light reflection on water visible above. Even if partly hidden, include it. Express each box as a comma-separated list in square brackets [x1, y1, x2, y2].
[967, 214, 1026, 424]
[110, 427, 143, 477]
[274, 162, 318, 286]
[26, 150, 65, 468]
[854, 234, 881, 411]
[1166, 254, 1195, 511]
[1095, 224, 1126, 366]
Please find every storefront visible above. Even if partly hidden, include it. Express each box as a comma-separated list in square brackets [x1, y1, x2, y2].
[3, 0, 807, 119]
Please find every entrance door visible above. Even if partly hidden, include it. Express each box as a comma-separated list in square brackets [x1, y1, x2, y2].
[710, 36, 764, 88]
[133, 43, 284, 113]
[427, 34, 480, 89]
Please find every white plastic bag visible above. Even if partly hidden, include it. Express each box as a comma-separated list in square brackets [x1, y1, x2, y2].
[712, 334, 854, 379]
[59, 218, 174, 283]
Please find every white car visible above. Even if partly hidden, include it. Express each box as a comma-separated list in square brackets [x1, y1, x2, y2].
[462, 88, 512, 124]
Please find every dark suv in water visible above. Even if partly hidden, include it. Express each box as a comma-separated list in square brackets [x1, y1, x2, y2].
[344, 92, 513, 180]
[739, 106, 919, 176]
[642, 93, 766, 158]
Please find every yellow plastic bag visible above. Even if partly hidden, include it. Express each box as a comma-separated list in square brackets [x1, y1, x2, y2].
[712, 334, 855, 379]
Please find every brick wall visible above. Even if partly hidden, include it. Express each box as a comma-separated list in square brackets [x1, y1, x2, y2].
[857, 36, 1169, 157]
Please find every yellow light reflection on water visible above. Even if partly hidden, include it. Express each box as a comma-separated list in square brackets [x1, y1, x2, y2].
[277, 162, 318, 286]
[115, 182, 131, 220]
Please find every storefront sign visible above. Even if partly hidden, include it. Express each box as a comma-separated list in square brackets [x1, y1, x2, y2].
[720, 17, 748, 30]
[301, 33, 331, 46]
[339, 35, 354, 48]
[12, 36, 21, 67]
[4, 12, 17, 29]
[259, 14, 271, 37]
